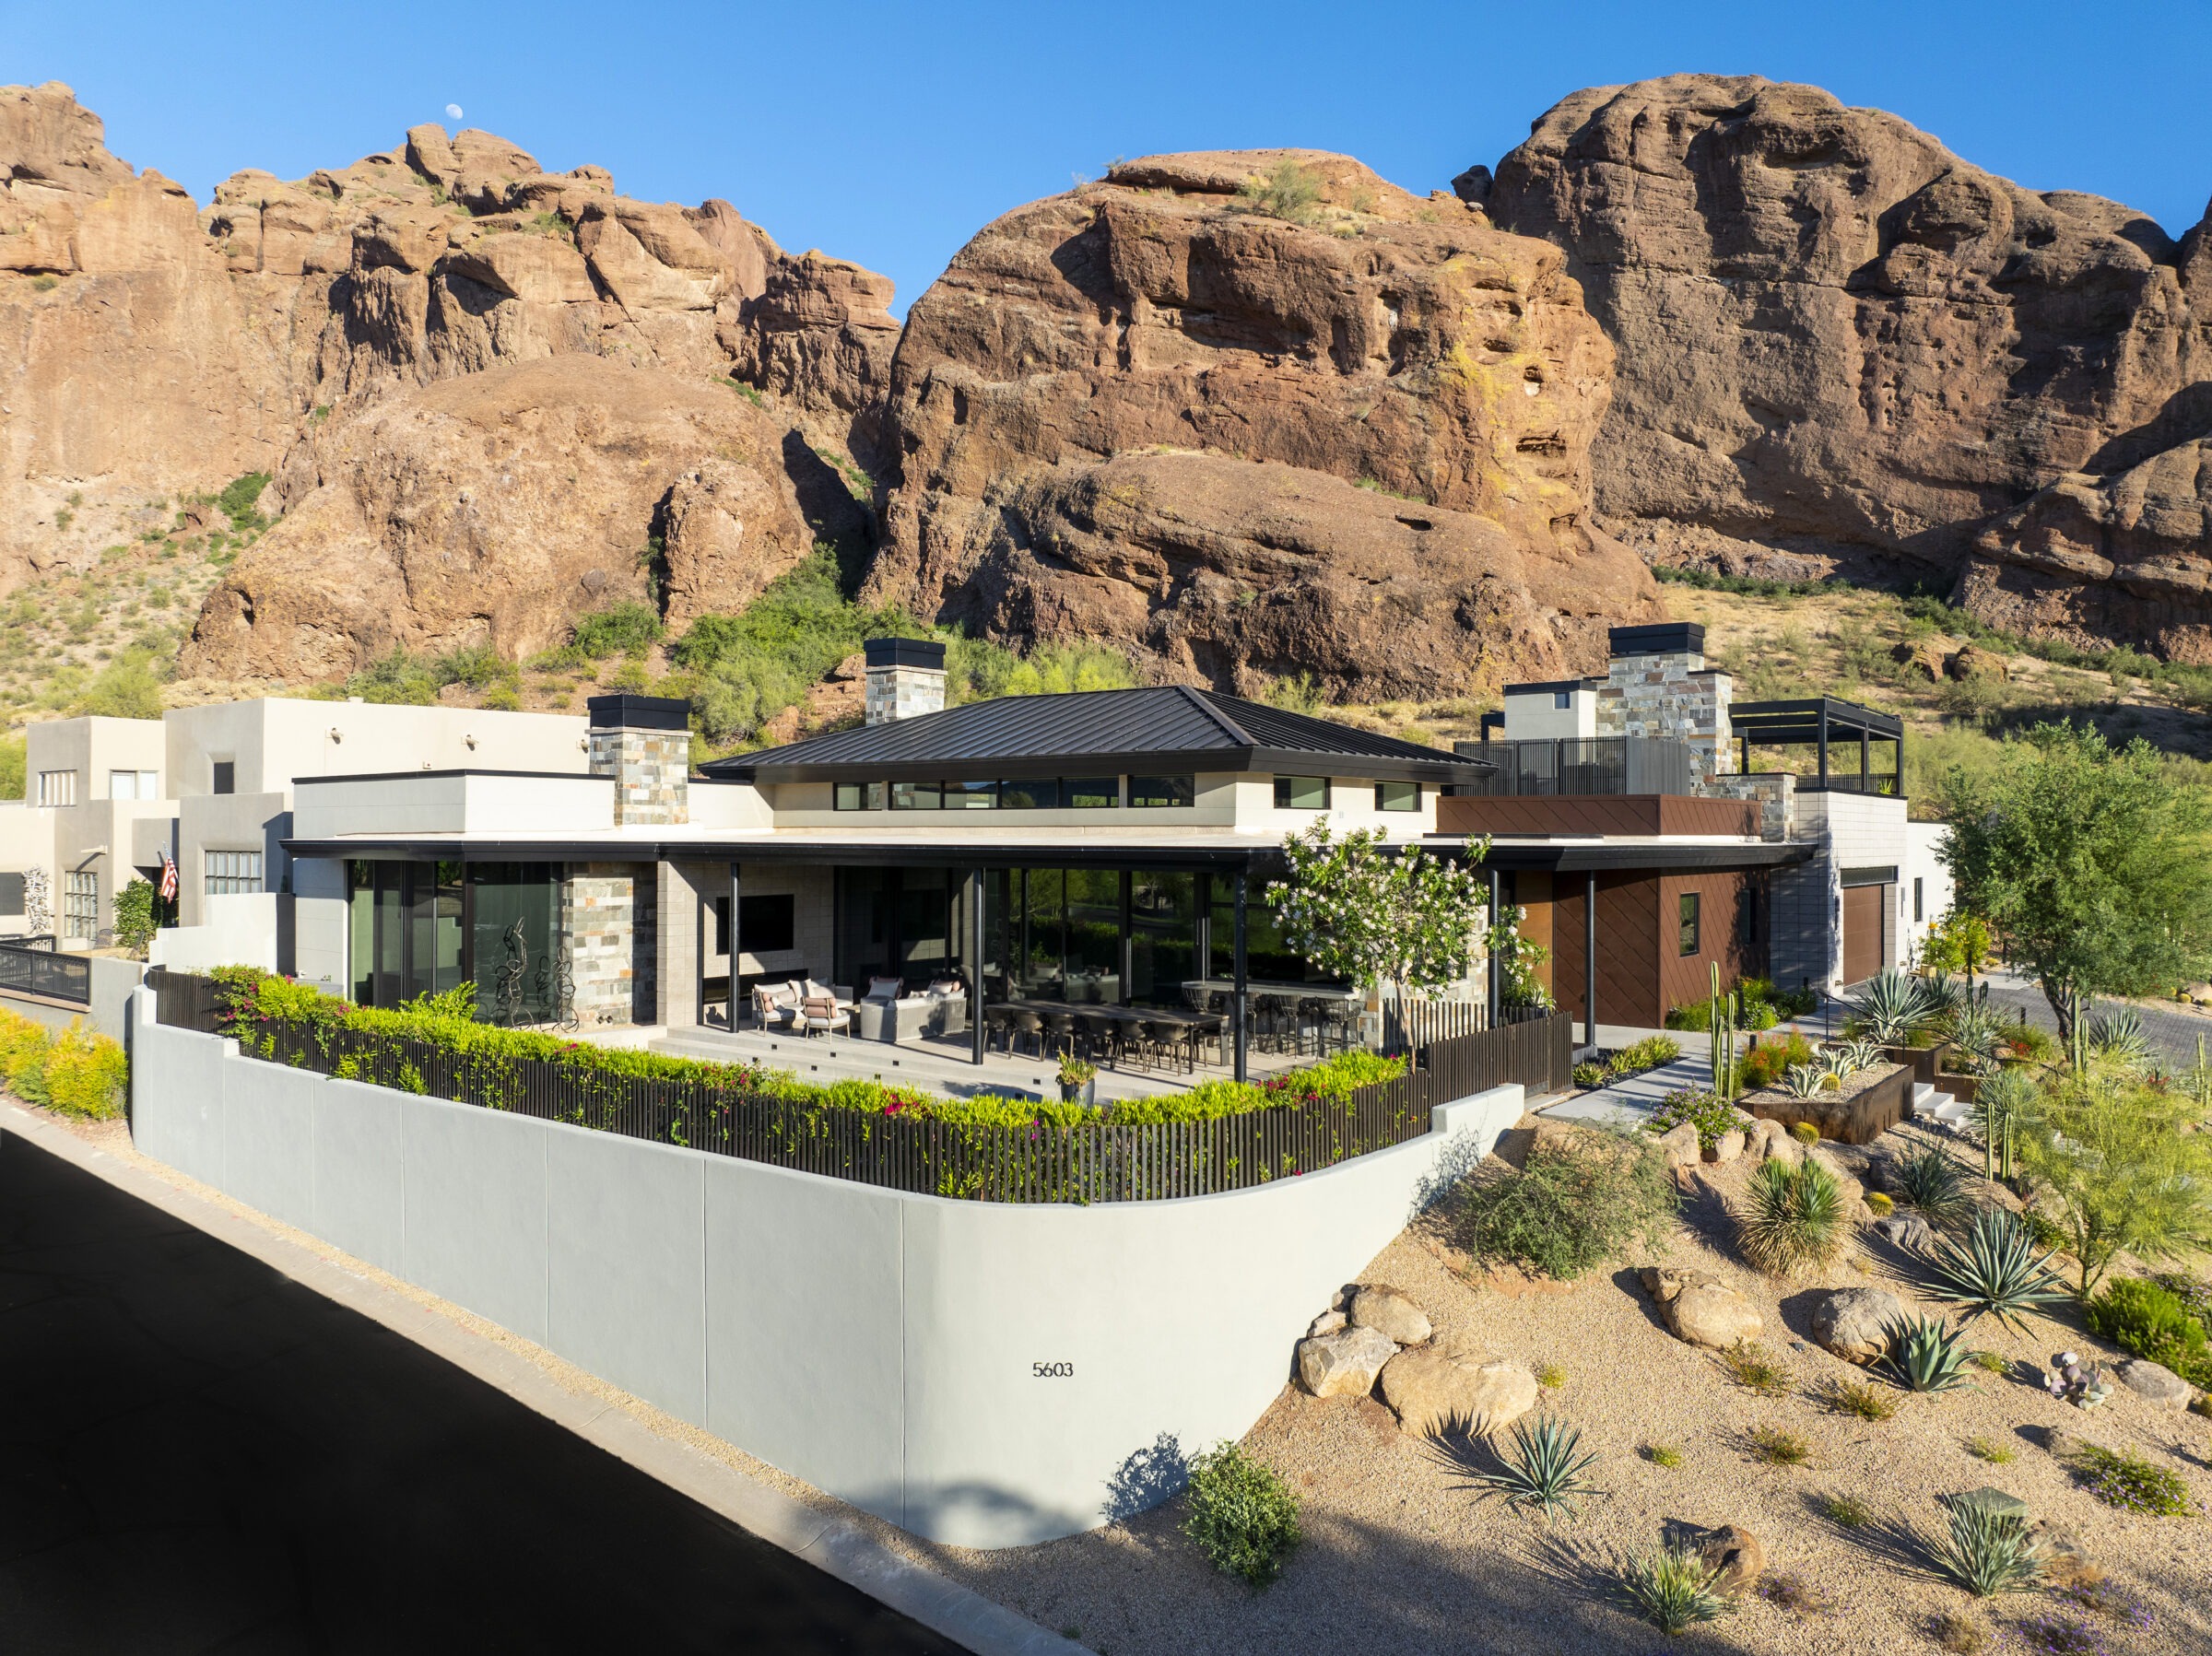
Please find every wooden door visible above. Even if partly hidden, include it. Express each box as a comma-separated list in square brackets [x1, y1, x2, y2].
[1841, 882, 1883, 985]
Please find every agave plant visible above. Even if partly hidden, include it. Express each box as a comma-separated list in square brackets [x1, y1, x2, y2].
[1840, 1037, 1888, 1073]
[2084, 1004, 2151, 1070]
[1819, 1046, 1860, 1086]
[1846, 969, 1934, 1048]
[1928, 1497, 2048, 1596]
[1783, 1062, 1835, 1098]
[1919, 970, 1967, 1024]
[1922, 1207, 2066, 1330]
[1880, 1313, 1973, 1393]
[1469, 1415, 1604, 1523]
[1892, 1145, 1974, 1230]
[1737, 1157, 1846, 1276]
[1617, 1543, 1734, 1634]
[1944, 998, 2014, 1076]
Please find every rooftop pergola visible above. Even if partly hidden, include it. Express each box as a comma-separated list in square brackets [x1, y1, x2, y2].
[1731, 697, 1904, 794]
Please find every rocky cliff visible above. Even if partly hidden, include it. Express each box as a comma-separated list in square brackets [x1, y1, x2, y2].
[1, 80, 893, 668]
[1482, 73, 2212, 661]
[863, 150, 1659, 698]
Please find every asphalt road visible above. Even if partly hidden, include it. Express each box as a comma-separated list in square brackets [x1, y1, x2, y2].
[0, 1131, 969, 1655]
[1972, 967, 2212, 1070]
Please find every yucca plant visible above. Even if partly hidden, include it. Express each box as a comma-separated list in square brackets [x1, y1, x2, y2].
[2084, 1004, 2151, 1070]
[1894, 1145, 1974, 1230]
[1617, 1543, 1734, 1634]
[1783, 1062, 1834, 1098]
[1469, 1415, 1603, 1524]
[1922, 1207, 2066, 1330]
[1881, 1314, 1973, 1393]
[1847, 969, 1934, 1047]
[1737, 1157, 1846, 1276]
[1928, 1497, 2048, 1596]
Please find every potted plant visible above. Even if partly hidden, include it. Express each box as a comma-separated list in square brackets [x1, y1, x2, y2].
[1058, 1053, 1098, 1106]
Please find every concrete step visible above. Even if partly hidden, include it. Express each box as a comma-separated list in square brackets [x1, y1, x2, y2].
[1912, 1082, 1936, 1108]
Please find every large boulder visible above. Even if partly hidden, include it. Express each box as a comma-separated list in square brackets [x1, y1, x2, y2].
[1348, 1286, 1433, 1346]
[2115, 1358, 2195, 1410]
[1376, 1348, 1539, 1437]
[1640, 1264, 1763, 1349]
[1694, 1524, 1766, 1595]
[866, 147, 1662, 699]
[1653, 1120, 1702, 1169]
[1486, 74, 2212, 663]
[1873, 1214, 1936, 1252]
[1296, 1324, 1398, 1399]
[1809, 1286, 1906, 1365]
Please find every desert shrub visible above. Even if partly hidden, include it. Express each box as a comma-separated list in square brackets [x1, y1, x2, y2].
[0, 733, 23, 801]
[1641, 1442, 1683, 1468]
[1923, 1207, 2066, 1329]
[1470, 1415, 1603, 1523]
[1895, 1145, 1974, 1227]
[2021, 1078, 2212, 1295]
[433, 641, 520, 692]
[1740, 1032, 1815, 1090]
[112, 876, 160, 957]
[570, 601, 665, 660]
[70, 651, 166, 719]
[1965, 1434, 2015, 1463]
[1820, 1491, 1875, 1526]
[1747, 1425, 1812, 1466]
[217, 470, 270, 528]
[1827, 1380, 1898, 1421]
[1645, 1088, 1740, 1150]
[1616, 1543, 1732, 1634]
[2150, 1272, 2212, 1337]
[1930, 1497, 2047, 1596]
[1931, 1610, 1988, 1652]
[2084, 1277, 2212, 1387]
[1737, 1157, 1845, 1276]
[1237, 159, 1324, 225]
[1535, 1361, 1567, 1389]
[1460, 1132, 1678, 1280]
[2072, 1443, 2194, 1515]
[40, 1019, 128, 1119]
[343, 649, 441, 705]
[0, 1007, 54, 1103]
[1606, 1034, 1680, 1078]
[1757, 1572, 1834, 1616]
[1182, 1442, 1300, 1586]
[1881, 1314, 1973, 1393]
[1720, 1341, 1792, 1396]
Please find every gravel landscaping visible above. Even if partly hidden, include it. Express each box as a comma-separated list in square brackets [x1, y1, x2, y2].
[891, 1119, 2212, 1655]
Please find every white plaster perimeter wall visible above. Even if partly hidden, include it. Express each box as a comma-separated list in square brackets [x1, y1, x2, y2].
[127, 990, 1522, 1548]
[150, 892, 287, 974]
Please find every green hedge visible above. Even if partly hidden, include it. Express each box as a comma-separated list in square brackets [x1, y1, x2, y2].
[208, 969, 1405, 1131]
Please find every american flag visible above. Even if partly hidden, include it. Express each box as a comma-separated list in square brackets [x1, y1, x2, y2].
[158, 849, 178, 903]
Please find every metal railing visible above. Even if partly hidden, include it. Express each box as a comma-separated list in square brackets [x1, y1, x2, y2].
[147, 969, 1575, 1204]
[0, 938, 90, 1004]
[1454, 736, 1697, 798]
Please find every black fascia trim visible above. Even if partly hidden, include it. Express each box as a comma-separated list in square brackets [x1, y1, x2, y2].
[1432, 839, 1814, 873]
[283, 837, 1275, 873]
[291, 769, 605, 786]
[1502, 678, 1601, 695]
[729, 747, 1484, 786]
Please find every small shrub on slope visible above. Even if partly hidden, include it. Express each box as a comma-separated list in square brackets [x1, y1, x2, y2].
[1461, 1132, 1677, 1280]
[1182, 1442, 1300, 1587]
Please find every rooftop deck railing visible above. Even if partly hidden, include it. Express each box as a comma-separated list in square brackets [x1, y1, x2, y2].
[0, 937, 90, 1005]
[1453, 736, 1697, 798]
[147, 969, 1571, 1204]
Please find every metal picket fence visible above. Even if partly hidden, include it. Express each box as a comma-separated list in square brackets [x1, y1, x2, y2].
[147, 969, 1571, 1204]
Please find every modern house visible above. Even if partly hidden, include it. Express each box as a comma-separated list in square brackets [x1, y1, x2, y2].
[1443, 622, 1942, 1032]
[276, 641, 1484, 1081]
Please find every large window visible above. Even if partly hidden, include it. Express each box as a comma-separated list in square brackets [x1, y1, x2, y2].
[38, 770, 76, 807]
[347, 861, 560, 1021]
[108, 769, 159, 801]
[1678, 892, 1701, 957]
[999, 779, 1058, 810]
[890, 781, 943, 811]
[1128, 775, 1194, 808]
[1274, 775, 1329, 810]
[832, 781, 886, 811]
[63, 870, 98, 938]
[1064, 777, 1120, 809]
[834, 866, 965, 990]
[943, 781, 998, 810]
[205, 850, 264, 896]
[1375, 780, 1419, 813]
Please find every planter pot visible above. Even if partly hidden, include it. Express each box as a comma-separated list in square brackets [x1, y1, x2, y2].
[1059, 1078, 1097, 1107]
[1745, 1062, 1912, 1145]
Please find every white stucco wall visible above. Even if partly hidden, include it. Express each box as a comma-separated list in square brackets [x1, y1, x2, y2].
[128, 992, 1522, 1548]
[1902, 818, 1956, 964]
[149, 892, 287, 974]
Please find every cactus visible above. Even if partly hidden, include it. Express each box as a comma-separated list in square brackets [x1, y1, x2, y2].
[1708, 963, 1741, 1104]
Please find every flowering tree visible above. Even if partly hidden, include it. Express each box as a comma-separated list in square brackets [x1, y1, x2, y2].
[1486, 906, 1554, 1010]
[1266, 824, 1490, 1004]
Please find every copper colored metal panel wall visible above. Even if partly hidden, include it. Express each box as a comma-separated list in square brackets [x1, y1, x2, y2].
[1439, 795, 1759, 839]
[1513, 871, 1555, 995]
[1653, 796, 1759, 837]
[1657, 870, 1761, 1019]
[1547, 874, 1664, 1029]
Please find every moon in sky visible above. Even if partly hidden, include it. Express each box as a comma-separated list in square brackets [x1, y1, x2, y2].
[445, 103, 464, 121]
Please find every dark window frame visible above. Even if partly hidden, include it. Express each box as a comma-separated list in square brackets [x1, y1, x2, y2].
[211, 759, 236, 796]
[1678, 891, 1700, 957]
[1374, 780, 1420, 813]
[1128, 774, 1194, 809]
[1062, 777, 1121, 810]
[1274, 775, 1330, 810]
[833, 781, 886, 812]
[889, 781, 944, 812]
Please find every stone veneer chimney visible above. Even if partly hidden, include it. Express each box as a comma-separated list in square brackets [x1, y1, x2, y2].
[864, 637, 947, 725]
[1594, 622, 1734, 783]
[586, 693, 691, 825]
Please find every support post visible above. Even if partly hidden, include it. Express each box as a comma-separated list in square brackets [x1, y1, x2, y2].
[1487, 867, 1502, 1030]
[1817, 701, 1830, 788]
[1860, 727, 1869, 793]
[1117, 870, 1134, 1007]
[967, 866, 985, 1065]
[1583, 871, 1597, 1055]
[1232, 868, 1249, 1084]
[727, 863, 742, 1027]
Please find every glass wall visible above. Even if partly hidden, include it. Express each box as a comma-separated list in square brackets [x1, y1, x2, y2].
[346, 860, 561, 1020]
[980, 867, 1206, 1008]
[833, 866, 966, 990]
[1208, 882, 1337, 985]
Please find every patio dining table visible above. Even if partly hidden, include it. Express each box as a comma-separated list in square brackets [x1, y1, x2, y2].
[985, 999, 1229, 1068]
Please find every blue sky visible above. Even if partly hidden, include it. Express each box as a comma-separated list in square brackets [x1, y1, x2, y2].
[9, 1, 2209, 313]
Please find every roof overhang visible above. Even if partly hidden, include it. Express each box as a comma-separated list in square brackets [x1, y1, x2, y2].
[1430, 836, 1816, 873]
[1730, 696, 1903, 744]
[724, 748, 1485, 787]
[282, 834, 1285, 872]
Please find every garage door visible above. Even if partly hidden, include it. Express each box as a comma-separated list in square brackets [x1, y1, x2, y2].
[1841, 882, 1884, 985]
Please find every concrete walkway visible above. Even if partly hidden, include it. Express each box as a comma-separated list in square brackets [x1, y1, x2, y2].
[1542, 1055, 1712, 1131]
